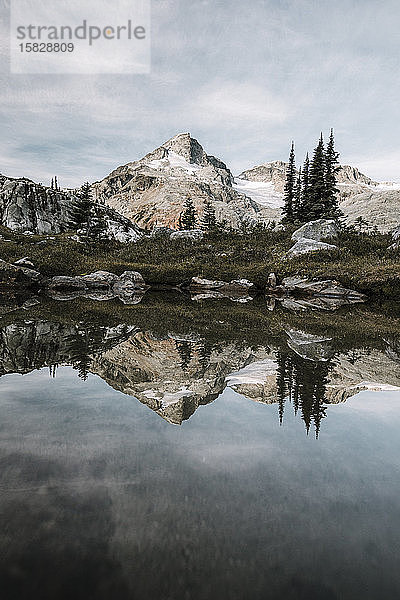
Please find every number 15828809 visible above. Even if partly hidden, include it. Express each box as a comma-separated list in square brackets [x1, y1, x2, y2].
[19, 43, 75, 52]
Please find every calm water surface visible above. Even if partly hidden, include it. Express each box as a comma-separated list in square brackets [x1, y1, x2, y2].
[0, 296, 399, 599]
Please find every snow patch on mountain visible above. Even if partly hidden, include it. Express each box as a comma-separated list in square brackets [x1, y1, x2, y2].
[233, 178, 284, 209]
[147, 151, 202, 176]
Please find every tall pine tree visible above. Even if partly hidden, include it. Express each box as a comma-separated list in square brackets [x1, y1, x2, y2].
[282, 141, 296, 223]
[69, 182, 92, 230]
[293, 167, 302, 221]
[324, 128, 341, 218]
[180, 197, 197, 230]
[201, 199, 217, 231]
[308, 134, 326, 220]
[297, 153, 310, 222]
[88, 205, 108, 241]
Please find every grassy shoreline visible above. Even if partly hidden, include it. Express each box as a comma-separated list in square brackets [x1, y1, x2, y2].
[0, 226, 399, 299]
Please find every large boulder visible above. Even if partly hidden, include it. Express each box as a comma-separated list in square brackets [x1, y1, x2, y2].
[47, 276, 86, 291]
[112, 271, 148, 303]
[117, 271, 146, 287]
[189, 277, 253, 292]
[286, 238, 337, 257]
[14, 257, 35, 268]
[150, 227, 175, 239]
[189, 276, 254, 302]
[0, 259, 42, 285]
[291, 219, 339, 242]
[281, 277, 365, 301]
[170, 229, 204, 241]
[81, 271, 119, 288]
[285, 328, 334, 362]
[45, 270, 148, 304]
[190, 277, 226, 289]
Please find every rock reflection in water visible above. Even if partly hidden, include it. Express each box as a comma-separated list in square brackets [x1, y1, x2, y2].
[0, 308, 399, 436]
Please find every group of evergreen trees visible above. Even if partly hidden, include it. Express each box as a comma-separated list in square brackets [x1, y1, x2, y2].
[51, 176, 60, 191]
[69, 181, 108, 241]
[178, 197, 217, 231]
[276, 350, 332, 438]
[282, 129, 341, 224]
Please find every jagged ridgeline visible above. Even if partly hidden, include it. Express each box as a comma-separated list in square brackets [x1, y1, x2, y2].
[0, 132, 399, 237]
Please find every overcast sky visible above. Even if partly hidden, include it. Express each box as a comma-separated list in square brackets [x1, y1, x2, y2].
[1, 0, 399, 187]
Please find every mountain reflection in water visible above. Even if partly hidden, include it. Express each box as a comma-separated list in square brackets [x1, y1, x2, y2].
[1, 296, 400, 600]
[0, 297, 399, 437]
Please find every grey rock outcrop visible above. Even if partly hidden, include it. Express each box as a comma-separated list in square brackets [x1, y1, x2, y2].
[0, 175, 142, 242]
[274, 277, 366, 311]
[170, 229, 204, 241]
[80, 271, 120, 288]
[47, 276, 87, 291]
[341, 188, 400, 233]
[286, 238, 337, 257]
[0, 259, 42, 286]
[0, 175, 74, 233]
[286, 329, 334, 362]
[281, 277, 365, 299]
[46, 270, 148, 303]
[291, 219, 339, 242]
[188, 276, 254, 301]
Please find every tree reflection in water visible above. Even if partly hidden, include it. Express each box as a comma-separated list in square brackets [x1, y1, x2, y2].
[276, 350, 333, 438]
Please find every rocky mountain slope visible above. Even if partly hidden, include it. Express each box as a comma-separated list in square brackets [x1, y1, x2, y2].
[0, 174, 142, 241]
[236, 160, 400, 232]
[90, 330, 272, 424]
[93, 133, 275, 230]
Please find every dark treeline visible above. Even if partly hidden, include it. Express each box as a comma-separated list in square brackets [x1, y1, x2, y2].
[282, 129, 341, 224]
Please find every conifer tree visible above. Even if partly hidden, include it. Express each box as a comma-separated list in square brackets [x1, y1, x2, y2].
[293, 167, 302, 221]
[69, 182, 92, 230]
[54, 176, 58, 191]
[308, 134, 326, 219]
[324, 128, 341, 217]
[51, 178, 54, 189]
[282, 142, 296, 223]
[175, 340, 193, 370]
[180, 197, 197, 230]
[297, 153, 310, 222]
[88, 205, 108, 241]
[201, 199, 217, 231]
